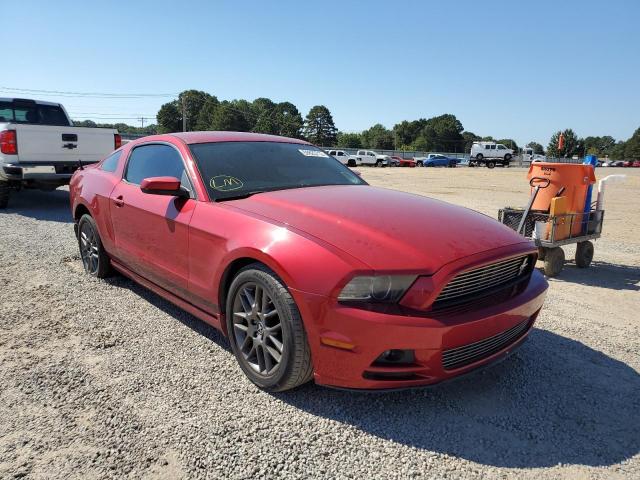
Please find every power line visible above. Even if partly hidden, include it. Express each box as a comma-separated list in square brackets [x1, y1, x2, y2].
[0, 86, 178, 99]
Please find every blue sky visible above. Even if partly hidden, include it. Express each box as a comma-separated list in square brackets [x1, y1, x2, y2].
[3, 0, 639, 146]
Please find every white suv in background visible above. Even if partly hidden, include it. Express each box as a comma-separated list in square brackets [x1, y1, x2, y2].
[469, 142, 514, 168]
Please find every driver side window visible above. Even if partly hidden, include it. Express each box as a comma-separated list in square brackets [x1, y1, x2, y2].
[125, 144, 192, 194]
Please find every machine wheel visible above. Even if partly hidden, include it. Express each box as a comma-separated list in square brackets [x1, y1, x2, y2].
[486, 161, 496, 169]
[537, 247, 547, 261]
[226, 263, 313, 392]
[543, 247, 565, 277]
[575, 241, 594, 268]
[0, 181, 10, 209]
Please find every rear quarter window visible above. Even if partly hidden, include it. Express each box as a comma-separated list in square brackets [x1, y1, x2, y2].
[100, 151, 123, 173]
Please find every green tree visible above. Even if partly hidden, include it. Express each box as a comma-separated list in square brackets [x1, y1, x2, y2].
[229, 99, 256, 131]
[303, 105, 337, 146]
[610, 141, 627, 160]
[583, 135, 616, 157]
[252, 97, 278, 134]
[195, 97, 219, 131]
[361, 123, 394, 149]
[211, 102, 251, 131]
[336, 132, 362, 148]
[526, 142, 545, 154]
[625, 128, 640, 159]
[157, 101, 182, 133]
[418, 114, 464, 152]
[179, 90, 215, 131]
[393, 119, 427, 147]
[462, 131, 482, 153]
[274, 102, 304, 138]
[547, 129, 582, 158]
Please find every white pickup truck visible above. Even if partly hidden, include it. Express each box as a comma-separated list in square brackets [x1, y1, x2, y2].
[326, 149, 361, 167]
[355, 150, 390, 167]
[0, 98, 120, 208]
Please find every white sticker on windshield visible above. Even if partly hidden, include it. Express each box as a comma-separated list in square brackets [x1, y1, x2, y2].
[298, 149, 329, 158]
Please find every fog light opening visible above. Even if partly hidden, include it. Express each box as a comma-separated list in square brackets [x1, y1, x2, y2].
[373, 349, 415, 366]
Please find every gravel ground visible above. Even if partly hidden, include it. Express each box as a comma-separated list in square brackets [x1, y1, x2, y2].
[1, 168, 639, 479]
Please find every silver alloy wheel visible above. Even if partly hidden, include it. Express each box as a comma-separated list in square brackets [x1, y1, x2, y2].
[79, 222, 99, 274]
[232, 282, 284, 376]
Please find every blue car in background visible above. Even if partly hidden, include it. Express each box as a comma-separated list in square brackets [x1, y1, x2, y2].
[421, 155, 461, 168]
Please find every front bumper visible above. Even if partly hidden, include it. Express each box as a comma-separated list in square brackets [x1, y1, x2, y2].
[292, 270, 548, 390]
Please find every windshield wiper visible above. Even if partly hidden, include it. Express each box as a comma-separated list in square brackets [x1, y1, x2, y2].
[215, 190, 266, 202]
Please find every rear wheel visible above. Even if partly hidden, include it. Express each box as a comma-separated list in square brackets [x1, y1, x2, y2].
[77, 214, 112, 278]
[487, 161, 496, 169]
[575, 241, 594, 268]
[543, 247, 565, 277]
[226, 264, 313, 392]
[505, 154, 512, 161]
[0, 181, 10, 209]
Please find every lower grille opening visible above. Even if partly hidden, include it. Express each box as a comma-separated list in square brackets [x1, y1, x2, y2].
[363, 371, 424, 381]
[442, 319, 530, 370]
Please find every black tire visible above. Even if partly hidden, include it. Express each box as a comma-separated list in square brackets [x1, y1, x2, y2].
[537, 247, 547, 261]
[226, 263, 313, 392]
[475, 153, 484, 161]
[448, 161, 456, 168]
[487, 161, 496, 169]
[575, 241, 594, 268]
[347, 159, 356, 167]
[77, 214, 112, 278]
[375, 160, 382, 168]
[505, 154, 512, 161]
[468, 162, 476, 167]
[543, 247, 565, 277]
[417, 161, 424, 167]
[0, 181, 9, 209]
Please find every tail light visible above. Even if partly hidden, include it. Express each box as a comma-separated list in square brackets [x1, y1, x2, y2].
[114, 133, 122, 150]
[0, 130, 18, 155]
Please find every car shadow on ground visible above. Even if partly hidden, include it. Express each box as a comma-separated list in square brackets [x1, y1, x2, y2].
[101, 272, 639, 469]
[275, 328, 640, 469]
[546, 261, 640, 291]
[2, 188, 72, 223]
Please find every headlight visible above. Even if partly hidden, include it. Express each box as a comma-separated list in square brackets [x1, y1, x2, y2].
[338, 275, 417, 303]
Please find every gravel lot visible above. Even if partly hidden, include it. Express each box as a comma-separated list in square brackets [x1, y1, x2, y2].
[1, 167, 639, 479]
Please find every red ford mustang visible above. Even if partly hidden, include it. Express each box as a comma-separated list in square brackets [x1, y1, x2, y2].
[70, 132, 547, 391]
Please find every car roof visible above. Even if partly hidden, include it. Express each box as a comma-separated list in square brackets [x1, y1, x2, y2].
[166, 131, 311, 145]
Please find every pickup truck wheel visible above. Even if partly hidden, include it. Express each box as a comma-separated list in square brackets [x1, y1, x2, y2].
[505, 154, 512, 161]
[347, 159, 356, 167]
[0, 181, 9, 209]
[226, 263, 313, 392]
[486, 161, 496, 169]
[77, 214, 112, 278]
[375, 160, 383, 167]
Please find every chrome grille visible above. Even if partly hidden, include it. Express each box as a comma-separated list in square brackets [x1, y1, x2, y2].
[434, 255, 529, 305]
[442, 319, 529, 370]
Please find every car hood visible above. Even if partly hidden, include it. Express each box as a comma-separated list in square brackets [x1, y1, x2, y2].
[229, 185, 529, 273]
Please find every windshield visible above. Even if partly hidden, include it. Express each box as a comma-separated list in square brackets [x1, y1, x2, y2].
[189, 141, 367, 200]
[0, 101, 70, 126]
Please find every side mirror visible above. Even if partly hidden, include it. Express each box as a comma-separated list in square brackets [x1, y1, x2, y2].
[140, 176, 189, 197]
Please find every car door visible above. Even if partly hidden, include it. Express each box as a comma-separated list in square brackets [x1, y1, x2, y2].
[109, 142, 196, 298]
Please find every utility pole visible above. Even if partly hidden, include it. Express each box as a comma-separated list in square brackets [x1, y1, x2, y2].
[181, 97, 187, 132]
[140, 117, 145, 128]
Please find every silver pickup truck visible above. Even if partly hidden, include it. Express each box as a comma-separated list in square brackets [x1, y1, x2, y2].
[0, 98, 120, 208]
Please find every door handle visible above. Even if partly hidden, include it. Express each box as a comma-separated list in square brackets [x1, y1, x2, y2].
[113, 195, 125, 208]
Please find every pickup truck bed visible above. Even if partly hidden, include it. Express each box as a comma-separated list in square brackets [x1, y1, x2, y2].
[0, 98, 120, 208]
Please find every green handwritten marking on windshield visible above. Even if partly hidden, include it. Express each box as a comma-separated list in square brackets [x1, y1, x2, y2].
[210, 175, 244, 191]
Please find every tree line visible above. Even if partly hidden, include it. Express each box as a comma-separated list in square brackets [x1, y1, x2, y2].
[74, 89, 639, 159]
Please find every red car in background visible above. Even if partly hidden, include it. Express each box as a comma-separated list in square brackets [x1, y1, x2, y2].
[70, 132, 547, 391]
[390, 155, 416, 167]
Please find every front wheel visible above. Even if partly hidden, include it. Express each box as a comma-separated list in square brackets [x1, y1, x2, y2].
[77, 214, 112, 278]
[486, 161, 496, 169]
[505, 154, 512, 161]
[226, 264, 313, 392]
[544, 247, 565, 277]
[347, 159, 356, 167]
